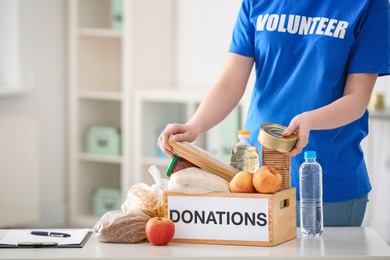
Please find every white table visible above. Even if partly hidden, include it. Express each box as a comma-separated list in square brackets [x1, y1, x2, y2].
[1, 227, 390, 259]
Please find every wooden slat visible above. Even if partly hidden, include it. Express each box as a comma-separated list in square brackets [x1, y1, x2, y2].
[168, 139, 238, 182]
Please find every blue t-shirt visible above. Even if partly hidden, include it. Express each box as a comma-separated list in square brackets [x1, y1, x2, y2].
[229, 0, 390, 202]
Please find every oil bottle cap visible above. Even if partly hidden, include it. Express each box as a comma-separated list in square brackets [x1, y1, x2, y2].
[238, 130, 250, 138]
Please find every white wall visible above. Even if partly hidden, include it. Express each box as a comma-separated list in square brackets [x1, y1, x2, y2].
[175, 0, 242, 90]
[0, 0, 66, 227]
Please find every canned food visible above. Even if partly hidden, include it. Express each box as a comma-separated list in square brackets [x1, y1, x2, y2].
[258, 123, 298, 153]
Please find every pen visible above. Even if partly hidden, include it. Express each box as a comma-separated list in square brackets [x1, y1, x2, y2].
[31, 231, 71, 237]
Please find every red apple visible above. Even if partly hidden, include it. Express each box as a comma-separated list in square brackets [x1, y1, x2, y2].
[253, 165, 282, 194]
[229, 171, 256, 193]
[145, 216, 175, 246]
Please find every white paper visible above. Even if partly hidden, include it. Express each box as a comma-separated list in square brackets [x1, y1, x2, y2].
[168, 196, 269, 241]
[0, 229, 89, 245]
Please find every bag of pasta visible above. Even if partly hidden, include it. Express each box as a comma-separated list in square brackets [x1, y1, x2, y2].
[122, 165, 168, 218]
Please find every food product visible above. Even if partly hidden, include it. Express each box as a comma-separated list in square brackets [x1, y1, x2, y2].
[258, 123, 298, 153]
[166, 155, 198, 176]
[253, 165, 283, 194]
[168, 167, 230, 194]
[229, 130, 259, 172]
[229, 171, 256, 193]
[123, 183, 160, 217]
[122, 166, 168, 218]
[168, 139, 238, 181]
[93, 209, 150, 243]
[145, 216, 175, 246]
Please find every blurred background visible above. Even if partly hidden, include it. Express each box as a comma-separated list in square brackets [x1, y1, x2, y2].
[0, 0, 389, 244]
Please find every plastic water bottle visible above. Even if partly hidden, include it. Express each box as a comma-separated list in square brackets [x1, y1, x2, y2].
[299, 151, 323, 236]
[229, 130, 259, 173]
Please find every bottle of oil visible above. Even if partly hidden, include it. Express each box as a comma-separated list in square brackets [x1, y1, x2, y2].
[229, 130, 259, 172]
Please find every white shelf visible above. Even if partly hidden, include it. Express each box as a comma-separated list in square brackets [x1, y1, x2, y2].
[136, 88, 206, 102]
[78, 28, 122, 38]
[69, 0, 243, 227]
[369, 108, 390, 119]
[68, 0, 129, 227]
[78, 90, 123, 101]
[78, 153, 123, 164]
[141, 157, 171, 170]
[68, 0, 175, 227]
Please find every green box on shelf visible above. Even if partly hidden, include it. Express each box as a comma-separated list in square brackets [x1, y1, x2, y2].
[86, 126, 121, 156]
[93, 187, 122, 217]
[111, 0, 123, 30]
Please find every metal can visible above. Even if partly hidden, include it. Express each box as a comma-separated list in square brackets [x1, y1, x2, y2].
[258, 123, 298, 153]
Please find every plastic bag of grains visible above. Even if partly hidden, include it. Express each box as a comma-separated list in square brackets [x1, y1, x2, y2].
[93, 208, 150, 243]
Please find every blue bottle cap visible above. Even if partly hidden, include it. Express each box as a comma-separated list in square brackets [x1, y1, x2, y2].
[304, 151, 316, 159]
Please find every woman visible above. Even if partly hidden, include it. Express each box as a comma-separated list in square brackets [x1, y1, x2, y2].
[158, 0, 389, 226]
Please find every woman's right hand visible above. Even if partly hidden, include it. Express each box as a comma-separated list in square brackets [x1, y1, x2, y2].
[157, 123, 199, 158]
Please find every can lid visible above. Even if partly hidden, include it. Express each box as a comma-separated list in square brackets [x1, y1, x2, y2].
[304, 151, 316, 159]
[258, 123, 298, 153]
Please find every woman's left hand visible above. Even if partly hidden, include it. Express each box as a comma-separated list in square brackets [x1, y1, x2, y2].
[282, 112, 311, 157]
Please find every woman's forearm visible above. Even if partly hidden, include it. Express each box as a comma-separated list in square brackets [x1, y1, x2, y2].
[306, 73, 378, 130]
[284, 73, 378, 156]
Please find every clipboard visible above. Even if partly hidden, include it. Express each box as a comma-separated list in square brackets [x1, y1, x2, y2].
[0, 229, 92, 248]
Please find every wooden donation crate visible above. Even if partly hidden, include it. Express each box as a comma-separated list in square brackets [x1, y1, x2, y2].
[163, 188, 296, 247]
[164, 138, 297, 246]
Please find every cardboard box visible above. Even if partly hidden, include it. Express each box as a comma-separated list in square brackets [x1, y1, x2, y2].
[163, 188, 296, 247]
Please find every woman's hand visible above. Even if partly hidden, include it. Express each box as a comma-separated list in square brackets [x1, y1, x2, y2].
[282, 113, 311, 157]
[157, 123, 198, 158]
